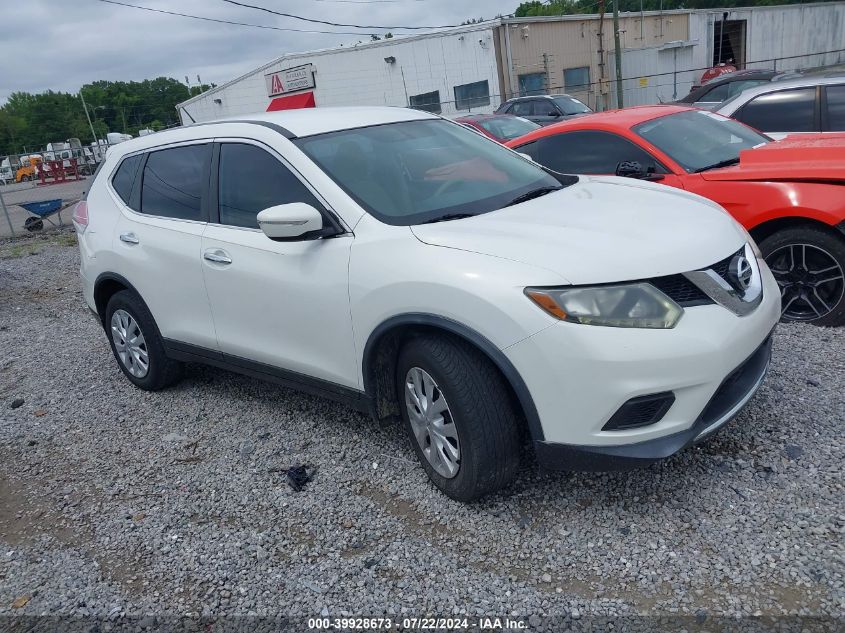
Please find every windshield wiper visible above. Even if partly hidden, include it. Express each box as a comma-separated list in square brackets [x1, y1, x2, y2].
[694, 157, 740, 173]
[422, 213, 477, 224]
[503, 185, 562, 208]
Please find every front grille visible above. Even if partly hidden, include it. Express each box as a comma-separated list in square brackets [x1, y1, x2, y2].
[650, 274, 711, 307]
[710, 249, 738, 281]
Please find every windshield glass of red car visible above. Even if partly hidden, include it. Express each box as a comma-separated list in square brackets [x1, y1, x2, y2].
[633, 110, 769, 173]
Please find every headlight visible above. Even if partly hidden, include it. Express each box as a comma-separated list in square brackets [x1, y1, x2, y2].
[525, 283, 683, 328]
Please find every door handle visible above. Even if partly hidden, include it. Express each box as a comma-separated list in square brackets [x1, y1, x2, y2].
[203, 249, 232, 265]
[119, 232, 139, 245]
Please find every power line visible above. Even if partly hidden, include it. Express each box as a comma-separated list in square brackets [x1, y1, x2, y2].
[94, 0, 388, 35]
[218, 0, 494, 30]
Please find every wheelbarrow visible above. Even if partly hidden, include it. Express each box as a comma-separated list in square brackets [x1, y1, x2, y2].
[18, 199, 66, 232]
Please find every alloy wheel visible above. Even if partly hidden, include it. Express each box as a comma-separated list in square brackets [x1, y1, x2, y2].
[110, 309, 150, 378]
[767, 243, 845, 321]
[404, 367, 461, 479]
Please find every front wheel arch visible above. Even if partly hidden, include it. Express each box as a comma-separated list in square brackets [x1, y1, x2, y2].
[362, 314, 544, 443]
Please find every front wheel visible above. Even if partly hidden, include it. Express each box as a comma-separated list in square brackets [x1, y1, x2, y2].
[760, 226, 845, 326]
[396, 335, 522, 501]
[105, 290, 184, 390]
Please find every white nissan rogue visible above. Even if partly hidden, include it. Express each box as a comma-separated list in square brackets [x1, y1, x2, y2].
[73, 107, 780, 501]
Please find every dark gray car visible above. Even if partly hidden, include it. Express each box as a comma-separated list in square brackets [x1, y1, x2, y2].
[495, 94, 592, 126]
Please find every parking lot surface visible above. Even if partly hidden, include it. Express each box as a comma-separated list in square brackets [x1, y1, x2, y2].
[0, 233, 842, 628]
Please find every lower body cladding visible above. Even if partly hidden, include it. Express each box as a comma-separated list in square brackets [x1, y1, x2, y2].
[506, 271, 782, 470]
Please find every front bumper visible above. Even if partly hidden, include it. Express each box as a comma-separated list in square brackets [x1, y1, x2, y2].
[533, 332, 772, 470]
[504, 261, 781, 468]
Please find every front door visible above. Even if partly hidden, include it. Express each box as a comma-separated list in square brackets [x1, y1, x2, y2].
[200, 140, 358, 388]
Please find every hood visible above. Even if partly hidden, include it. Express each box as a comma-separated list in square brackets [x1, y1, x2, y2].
[411, 176, 746, 285]
[700, 134, 845, 183]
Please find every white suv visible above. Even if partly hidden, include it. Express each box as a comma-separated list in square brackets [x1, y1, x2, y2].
[73, 107, 780, 501]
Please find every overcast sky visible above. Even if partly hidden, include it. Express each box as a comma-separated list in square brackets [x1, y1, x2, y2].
[0, 0, 519, 103]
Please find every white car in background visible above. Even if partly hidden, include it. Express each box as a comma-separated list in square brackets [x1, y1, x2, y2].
[73, 107, 780, 501]
[716, 74, 845, 139]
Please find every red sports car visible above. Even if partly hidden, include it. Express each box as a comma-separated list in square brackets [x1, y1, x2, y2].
[506, 105, 845, 326]
[454, 114, 540, 143]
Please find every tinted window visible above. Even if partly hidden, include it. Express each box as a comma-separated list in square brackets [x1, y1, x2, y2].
[140, 144, 210, 220]
[520, 130, 662, 175]
[535, 100, 559, 117]
[111, 154, 142, 205]
[218, 143, 321, 229]
[824, 85, 845, 131]
[294, 119, 568, 225]
[552, 95, 591, 115]
[738, 88, 816, 132]
[510, 100, 534, 117]
[698, 82, 730, 103]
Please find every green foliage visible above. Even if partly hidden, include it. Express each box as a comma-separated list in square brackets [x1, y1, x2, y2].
[0, 77, 214, 157]
[514, 0, 840, 16]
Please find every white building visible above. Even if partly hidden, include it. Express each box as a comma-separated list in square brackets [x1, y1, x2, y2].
[178, 2, 845, 123]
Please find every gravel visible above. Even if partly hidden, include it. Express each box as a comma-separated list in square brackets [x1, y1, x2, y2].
[0, 231, 843, 630]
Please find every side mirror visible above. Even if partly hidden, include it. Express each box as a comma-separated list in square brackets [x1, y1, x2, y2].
[257, 203, 335, 242]
[548, 110, 561, 118]
[615, 160, 664, 181]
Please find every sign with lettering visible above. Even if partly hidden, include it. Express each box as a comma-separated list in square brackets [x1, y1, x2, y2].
[265, 64, 315, 97]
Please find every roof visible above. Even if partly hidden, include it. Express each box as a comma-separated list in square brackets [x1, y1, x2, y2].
[716, 74, 845, 115]
[109, 107, 438, 157]
[503, 94, 576, 103]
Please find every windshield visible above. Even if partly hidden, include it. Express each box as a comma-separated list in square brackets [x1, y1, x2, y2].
[633, 110, 769, 172]
[477, 116, 540, 141]
[294, 119, 568, 225]
[553, 96, 592, 115]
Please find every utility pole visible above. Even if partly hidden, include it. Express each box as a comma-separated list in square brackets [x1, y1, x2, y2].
[597, 0, 606, 111]
[613, 0, 624, 108]
[80, 90, 99, 148]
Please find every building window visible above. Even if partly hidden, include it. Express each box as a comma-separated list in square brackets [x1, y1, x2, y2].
[563, 67, 590, 92]
[518, 73, 546, 96]
[409, 90, 442, 114]
[453, 80, 490, 110]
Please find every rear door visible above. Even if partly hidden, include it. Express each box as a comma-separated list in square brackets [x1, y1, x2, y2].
[200, 139, 358, 388]
[110, 142, 218, 350]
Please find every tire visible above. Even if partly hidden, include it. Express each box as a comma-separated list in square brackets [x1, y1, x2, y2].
[395, 334, 522, 501]
[105, 290, 184, 390]
[760, 226, 845, 327]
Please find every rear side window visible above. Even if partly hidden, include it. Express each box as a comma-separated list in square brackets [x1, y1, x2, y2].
[824, 85, 845, 131]
[737, 88, 816, 133]
[140, 144, 210, 221]
[111, 154, 142, 205]
[217, 143, 321, 229]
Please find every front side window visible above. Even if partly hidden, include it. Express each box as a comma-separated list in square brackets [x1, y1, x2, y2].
[454, 80, 490, 110]
[737, 88, 816, 133]
[518, 130, 663, 175]
[111, 154, 142, 206]
[634, 110, 768, 172]
[409, 90, 441, 114]
[824, 84, 845, 131]
[140, 144, 210, 221]
[294, 119, 569, 225]
[217, 143, 321, 229]
[510, 100, 534, 117]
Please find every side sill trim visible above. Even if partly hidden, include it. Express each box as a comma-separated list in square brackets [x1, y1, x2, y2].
[162, 339, 370, 413]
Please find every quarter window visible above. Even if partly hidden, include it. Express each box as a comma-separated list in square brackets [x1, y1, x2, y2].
[737, 88, 816, 133]
[519, 130, 663, 175]
[140, 144, 210, 221]
[824, 85, 845, 131]
[111, 154, 142, 206]
[453, 80, 490, 110]
[217, 143, 321, 229]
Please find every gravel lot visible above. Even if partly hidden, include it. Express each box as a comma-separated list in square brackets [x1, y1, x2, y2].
[0, 231, 843, 630]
